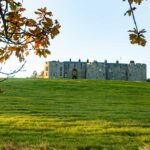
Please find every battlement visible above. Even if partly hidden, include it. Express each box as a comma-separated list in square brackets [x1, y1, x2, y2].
[43, 60, 147, 81]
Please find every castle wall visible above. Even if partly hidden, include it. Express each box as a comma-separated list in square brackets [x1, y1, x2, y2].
[86, 62, 106, 80]
[119, 64, 128, 80]
[47, 60, 147, 82]
[128, 62, 147, 81]
[64, 62, 86, 79]
[106, 63, 128, 80]
[43, 62, 49, 78]
[48, 61, 64, 78]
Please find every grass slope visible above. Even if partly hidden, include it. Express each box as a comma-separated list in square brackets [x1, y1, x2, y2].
[0, 79, 150, 149]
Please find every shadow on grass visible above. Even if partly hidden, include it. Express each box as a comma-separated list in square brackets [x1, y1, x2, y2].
[77, 146, 103, 150]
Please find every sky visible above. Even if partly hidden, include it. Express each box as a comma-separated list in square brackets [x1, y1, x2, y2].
[1, 0, 150, 78]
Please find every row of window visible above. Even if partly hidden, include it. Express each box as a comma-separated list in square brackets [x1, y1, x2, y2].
[64, 64, 85, 69]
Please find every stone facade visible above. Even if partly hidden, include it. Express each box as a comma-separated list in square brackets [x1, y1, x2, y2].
[44, 59, 147, 81]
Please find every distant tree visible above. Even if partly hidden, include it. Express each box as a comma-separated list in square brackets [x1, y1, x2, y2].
[147, 78, 150, 82]
[31, 70, 38, 78]
[124, 0, 147, 46]
[0, 0, 60, 79]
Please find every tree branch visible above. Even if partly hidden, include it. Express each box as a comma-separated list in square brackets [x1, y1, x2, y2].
[128, 1, 139, 32]
[0, 2, 8, 38]
[0, 61, 26, 76]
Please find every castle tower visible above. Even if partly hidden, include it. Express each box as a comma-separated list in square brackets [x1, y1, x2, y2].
[128, 61, 147, 81]
[48, 61, 64, 78]
[86, 61, 106, 80]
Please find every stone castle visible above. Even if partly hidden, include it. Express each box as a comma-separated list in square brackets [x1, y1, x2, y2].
[43, 59, 147, 81]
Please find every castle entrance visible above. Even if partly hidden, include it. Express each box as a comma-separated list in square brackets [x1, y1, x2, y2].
[72, 68, 78, 79]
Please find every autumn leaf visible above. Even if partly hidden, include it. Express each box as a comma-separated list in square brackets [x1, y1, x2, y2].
[0, 1, 60, 63]
[25, 51, 29, 56]
[129, 28, 147, 46]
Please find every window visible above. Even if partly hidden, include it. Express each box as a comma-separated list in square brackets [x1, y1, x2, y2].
[99, 68, 102, 72]
[109, 68, 112, 72]
[45, 66, 48, 71]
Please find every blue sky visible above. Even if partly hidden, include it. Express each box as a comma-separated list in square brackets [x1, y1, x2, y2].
[1, 0, 150, 77]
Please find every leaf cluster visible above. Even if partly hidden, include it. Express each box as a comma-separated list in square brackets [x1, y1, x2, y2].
[129, 28, 146, 46]
[0, 0, 60, 63]
[123, 0, 147, 46]
[124, 0, 143, 5]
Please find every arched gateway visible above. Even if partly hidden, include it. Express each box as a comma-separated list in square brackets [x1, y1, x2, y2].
[72, 68, 78, 79]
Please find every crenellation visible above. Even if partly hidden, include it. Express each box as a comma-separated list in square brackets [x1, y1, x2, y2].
[43, 60, 147, 81]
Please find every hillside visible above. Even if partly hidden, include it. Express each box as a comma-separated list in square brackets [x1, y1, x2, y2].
[0, 79, 150, 150]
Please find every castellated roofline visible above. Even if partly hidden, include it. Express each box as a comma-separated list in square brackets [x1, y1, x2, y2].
[46, 60, 146, 66]
[44, 59, 147, 81]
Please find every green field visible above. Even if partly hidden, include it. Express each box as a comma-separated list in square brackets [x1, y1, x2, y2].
[0, 79, 150, 150]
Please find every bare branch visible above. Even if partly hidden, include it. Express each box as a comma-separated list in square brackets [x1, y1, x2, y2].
[0, 61, 26, 76]
[128, 1, 139, 32]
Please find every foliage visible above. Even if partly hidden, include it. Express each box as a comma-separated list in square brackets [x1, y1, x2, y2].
[0, 0, 60, 63]
[124, 0, 147, 46]
[0, 79, 149, 149]
[129, 28, 146, 46]
[147, 78, 150, 82]
[30, 70, 38, 78]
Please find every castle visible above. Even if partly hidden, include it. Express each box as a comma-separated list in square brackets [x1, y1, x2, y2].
[43, 59, 147, 81]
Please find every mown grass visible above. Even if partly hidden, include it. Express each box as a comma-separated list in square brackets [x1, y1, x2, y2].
[0, 79, 150, 150]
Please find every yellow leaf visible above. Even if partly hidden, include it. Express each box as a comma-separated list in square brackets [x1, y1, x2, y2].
[26, 36, 31, 43]
[25, 51, 30, 56]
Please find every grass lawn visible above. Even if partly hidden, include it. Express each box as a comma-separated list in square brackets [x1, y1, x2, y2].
[0, 79, 150, 150]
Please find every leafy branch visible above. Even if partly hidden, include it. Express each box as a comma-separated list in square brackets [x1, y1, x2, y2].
[0, 0, 60, 83]
[124, 0, 147, 46]
[0, 61, 26, 83]
[0, 0, 60, 63]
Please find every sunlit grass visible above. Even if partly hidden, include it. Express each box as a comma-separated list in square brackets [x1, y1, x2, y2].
[0, 79, 150, 149]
